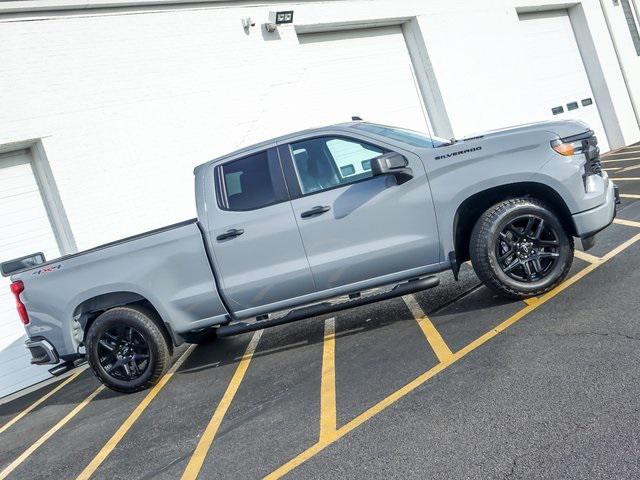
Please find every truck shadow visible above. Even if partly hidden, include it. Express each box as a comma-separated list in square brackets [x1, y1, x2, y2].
[0, 268, 518, 415]
[180, 266, 516, 375]
[332, 176, 390, 219]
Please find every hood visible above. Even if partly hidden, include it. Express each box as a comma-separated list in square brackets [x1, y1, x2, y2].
[460, 119, 591, 143]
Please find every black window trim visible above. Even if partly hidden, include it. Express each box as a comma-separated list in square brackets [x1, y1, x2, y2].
[278, 134, 391, 200]
[214, 147, 290, 212]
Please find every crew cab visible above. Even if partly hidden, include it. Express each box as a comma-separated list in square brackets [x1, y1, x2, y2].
[1, 120, 618, 393]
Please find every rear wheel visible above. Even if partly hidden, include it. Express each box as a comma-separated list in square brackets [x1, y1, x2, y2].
[470, 198, 574, 299]
[86, 306, 170, 393]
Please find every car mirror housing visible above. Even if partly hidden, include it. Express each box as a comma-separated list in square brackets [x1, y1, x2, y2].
[371, 152, 413, 184]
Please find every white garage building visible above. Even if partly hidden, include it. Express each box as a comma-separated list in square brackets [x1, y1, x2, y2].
[1, 0, 639, 397]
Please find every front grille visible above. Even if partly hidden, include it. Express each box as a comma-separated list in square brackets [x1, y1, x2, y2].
[584, 135, 602, 176]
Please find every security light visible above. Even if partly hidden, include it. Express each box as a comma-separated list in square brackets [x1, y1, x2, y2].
[265, 10, 294, 32]
[241, 17, 255, 30]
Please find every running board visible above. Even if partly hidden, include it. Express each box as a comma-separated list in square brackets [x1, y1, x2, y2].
[217, 276, 440, 338]
[48, 358, 86, 376]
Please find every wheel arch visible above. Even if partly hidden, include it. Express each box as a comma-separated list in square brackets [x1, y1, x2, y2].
[74, 291, 178, 351]
[452, 182, 576, 265]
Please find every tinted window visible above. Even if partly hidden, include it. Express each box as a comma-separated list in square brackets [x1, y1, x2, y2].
[217, 151, 281, 211]
[353, 123, 451, 148]
[290, 137, 385, 195]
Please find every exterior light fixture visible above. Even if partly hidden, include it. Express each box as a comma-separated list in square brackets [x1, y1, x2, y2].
[265, 10, 294, 32]
[241, 17, 255, 31]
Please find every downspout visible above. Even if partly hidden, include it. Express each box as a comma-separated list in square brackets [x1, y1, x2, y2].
[598, 0, 640, 131]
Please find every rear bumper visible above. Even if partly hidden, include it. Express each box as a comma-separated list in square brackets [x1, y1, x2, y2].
[25, 337, 59, 365]
[572, 179, 617, 238]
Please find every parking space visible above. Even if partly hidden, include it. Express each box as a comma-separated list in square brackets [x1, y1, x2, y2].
[1, 143, 640, 479]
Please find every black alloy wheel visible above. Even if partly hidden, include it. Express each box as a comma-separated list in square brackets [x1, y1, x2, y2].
[86, 306, 170, 393]
[97, 325, 150, 381]
[496, 214, 560, 282]
[469, 198, 574, 299]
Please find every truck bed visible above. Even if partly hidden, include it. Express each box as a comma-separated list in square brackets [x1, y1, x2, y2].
[14, 220, 229, 357]
[11, 219, 199, 276]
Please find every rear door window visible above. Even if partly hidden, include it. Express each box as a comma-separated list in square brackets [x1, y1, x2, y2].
[216, 150, 287, 211]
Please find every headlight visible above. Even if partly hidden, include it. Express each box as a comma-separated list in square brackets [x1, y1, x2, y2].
[551, 132, 602, 192]
[550, 138, 587, 156]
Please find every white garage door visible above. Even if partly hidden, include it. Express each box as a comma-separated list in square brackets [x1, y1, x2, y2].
[518, 10, 610, 151]
[0, 150, 60, 398]
[297, 26, 432, 135]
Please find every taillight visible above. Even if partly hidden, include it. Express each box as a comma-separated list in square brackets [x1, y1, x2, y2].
[10, 280, 29, 325]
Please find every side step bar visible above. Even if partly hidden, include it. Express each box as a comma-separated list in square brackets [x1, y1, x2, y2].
[217, 275, 440, 338]
[49, 358, 86, 376]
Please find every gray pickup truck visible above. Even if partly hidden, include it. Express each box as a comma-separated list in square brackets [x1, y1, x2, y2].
[2, 120, 618, 393]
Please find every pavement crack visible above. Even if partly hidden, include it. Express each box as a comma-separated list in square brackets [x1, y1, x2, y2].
[505, 330, 640, 341]
[550, 331, 640, 341]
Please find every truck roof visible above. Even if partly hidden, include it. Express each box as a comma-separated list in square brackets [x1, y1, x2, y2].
[194, 122, 362, 174]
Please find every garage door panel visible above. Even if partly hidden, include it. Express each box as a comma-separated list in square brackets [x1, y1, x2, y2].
[0, 151, 59, 398]
[298, 26, 430, 135]
[518, 10, 609, 151]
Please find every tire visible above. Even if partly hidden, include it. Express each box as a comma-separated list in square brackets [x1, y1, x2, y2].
[85, 306, 170, 393]
[180, 327, 218, 345]
[469, 198, 574, 299]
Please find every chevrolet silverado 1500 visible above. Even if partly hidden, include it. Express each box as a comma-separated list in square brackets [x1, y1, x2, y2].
[1, 120, 618, 392]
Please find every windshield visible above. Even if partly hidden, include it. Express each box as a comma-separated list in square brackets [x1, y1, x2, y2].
[352, 123, 451, 148]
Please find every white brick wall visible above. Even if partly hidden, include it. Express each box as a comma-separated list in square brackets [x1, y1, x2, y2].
[0, 0, 639, 252]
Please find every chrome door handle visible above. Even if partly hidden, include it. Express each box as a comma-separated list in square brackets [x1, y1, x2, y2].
[216, 228, 245, 241]
[301, 205, 331, 219]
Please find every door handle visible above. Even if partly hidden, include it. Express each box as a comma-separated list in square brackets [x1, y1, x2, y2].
[216, 228, 245, 241]
[301, 205, 331, 219]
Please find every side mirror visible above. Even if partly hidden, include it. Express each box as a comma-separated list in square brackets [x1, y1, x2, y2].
[371, 152, 413, 184]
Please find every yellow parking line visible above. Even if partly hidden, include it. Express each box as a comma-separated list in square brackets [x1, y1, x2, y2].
[604, 146, 640, 153]
[610, 177, 640, 181]
[613, 218, 640, 228]
[0, 368, 85, 435]
[319, 318, 337, 442]
[0, 385, 105, 480]
[618, 164, 640, 173]
[264, 232, 640, 480]
[181, 331, 262, 480]
[574, 250, 602, 264]
[76, 345, 196, 480]
[603, 154, 640, 158]
[608, 148, 640, 154]
[602, 167, 621, 171]
[602, 157, 640, 163]
[403, 295, 453, 362]
[620, 194, 640, 199]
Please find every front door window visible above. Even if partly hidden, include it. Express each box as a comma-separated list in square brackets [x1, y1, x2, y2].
[289, 137, 385, 195]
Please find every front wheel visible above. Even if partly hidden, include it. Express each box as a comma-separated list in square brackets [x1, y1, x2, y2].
[85, 306, 170, 393]
[469, 198, 574, 299]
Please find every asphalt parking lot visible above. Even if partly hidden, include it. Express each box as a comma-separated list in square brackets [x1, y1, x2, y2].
[1, 143, 640, 480]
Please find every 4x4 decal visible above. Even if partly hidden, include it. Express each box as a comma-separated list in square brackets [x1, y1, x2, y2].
[32, 264, 61, 275]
